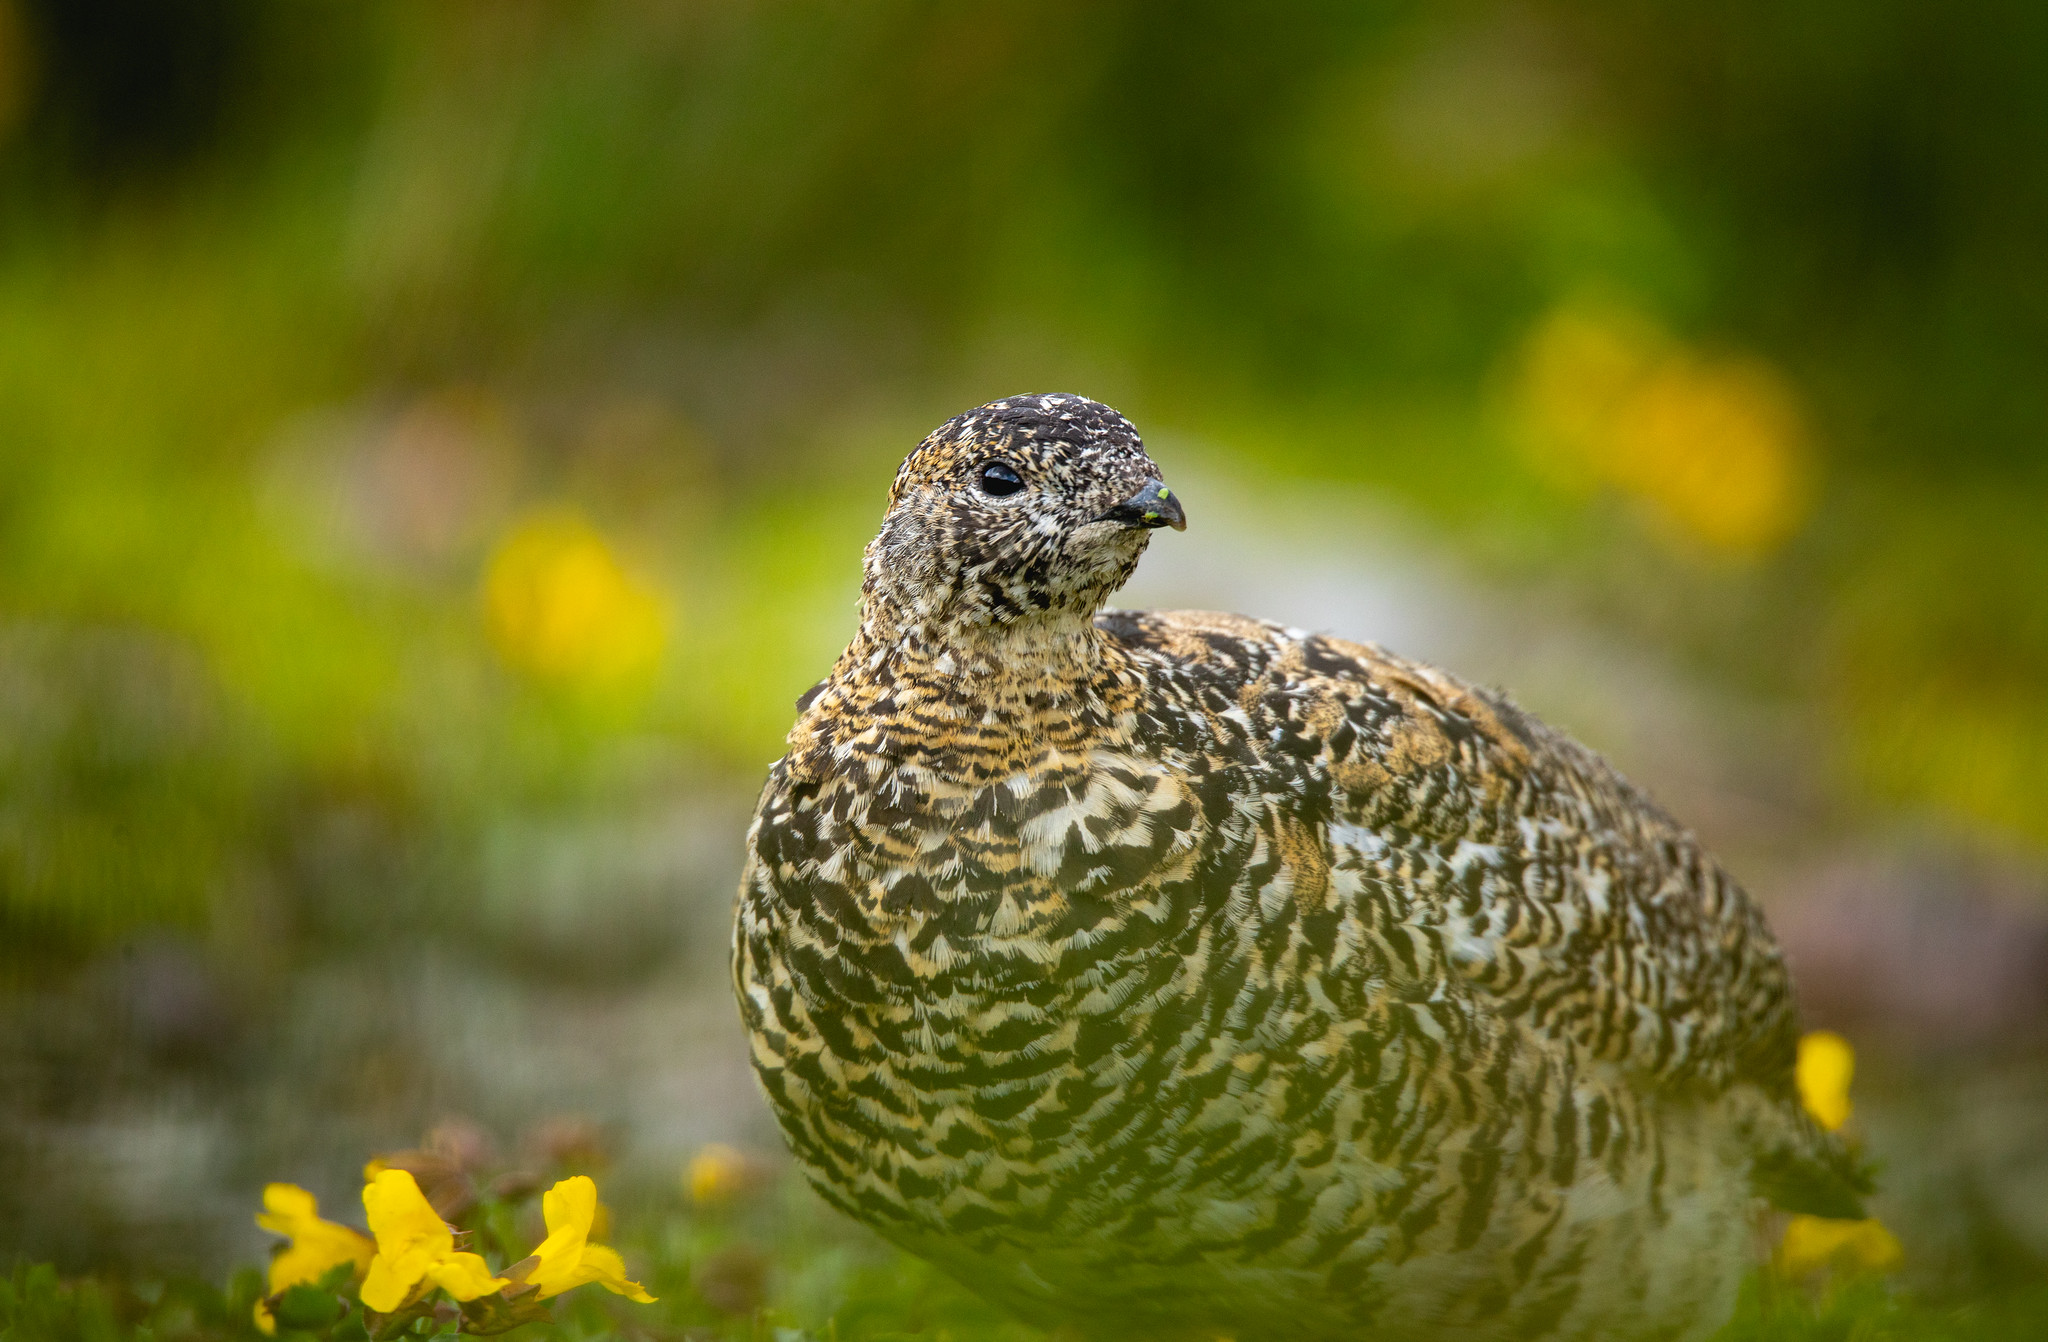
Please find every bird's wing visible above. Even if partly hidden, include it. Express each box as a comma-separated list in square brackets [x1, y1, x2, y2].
[1104, 607, 1790, 1085]
[1101, 609, 1868, 1215]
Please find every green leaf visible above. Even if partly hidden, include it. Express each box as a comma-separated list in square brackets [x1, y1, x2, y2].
[272, 1284, 345, 1332]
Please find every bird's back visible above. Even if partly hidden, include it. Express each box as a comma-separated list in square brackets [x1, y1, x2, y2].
[1100, 609, 1799, 1092]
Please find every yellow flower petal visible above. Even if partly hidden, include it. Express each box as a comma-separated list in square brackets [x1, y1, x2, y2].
[254, 1184, 374, 1296]
[359, 1253, 415, 1315]
[544, 1176, 597, 1248]
[527, 1176, 595, 1299]
[253, 1299, 277, 1336]
[359, 1168, 506, 1311]
[576, 1243, 656, 1303]
[256, 1184, 320, 1236]
[525, 1176, 654, 1303]
[365, 1168, 452, 1255]
[426, 1252, 510, 1302]
[1797, 1030, 1856, 1132]
[1780, 1214, 1904, 1277]
[530, 1267, 591, 1300]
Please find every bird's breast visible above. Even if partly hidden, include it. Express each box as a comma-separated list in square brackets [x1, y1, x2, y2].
[789, 746, 1198, 928]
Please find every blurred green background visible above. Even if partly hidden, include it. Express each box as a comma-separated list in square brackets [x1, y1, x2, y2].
[1, 0, 2045, 1326]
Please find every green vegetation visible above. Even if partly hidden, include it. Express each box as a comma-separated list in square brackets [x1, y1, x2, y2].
[6, 1224, 2048, 1342]
[0, 1107, 2025, 1342]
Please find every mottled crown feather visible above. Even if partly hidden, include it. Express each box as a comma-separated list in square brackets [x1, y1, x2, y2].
[888, 393, 1147, 505]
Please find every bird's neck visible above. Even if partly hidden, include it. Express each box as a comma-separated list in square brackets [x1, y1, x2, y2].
[858, 597, 1112, 683]
[793, 598, 1141, 779]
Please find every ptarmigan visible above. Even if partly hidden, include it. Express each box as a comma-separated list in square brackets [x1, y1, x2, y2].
[734, 394, 1864, 1341]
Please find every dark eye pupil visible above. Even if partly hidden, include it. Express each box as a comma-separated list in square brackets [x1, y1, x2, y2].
[978, 463, 1024, 497]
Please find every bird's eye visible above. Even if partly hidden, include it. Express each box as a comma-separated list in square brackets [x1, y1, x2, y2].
[977, 462, 1025, 497]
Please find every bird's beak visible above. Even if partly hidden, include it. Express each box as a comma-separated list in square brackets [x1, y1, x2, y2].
[1099, 479, 1187, 532]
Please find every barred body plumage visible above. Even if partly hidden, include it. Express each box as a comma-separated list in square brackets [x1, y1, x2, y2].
[733, 395, 1862, 1341]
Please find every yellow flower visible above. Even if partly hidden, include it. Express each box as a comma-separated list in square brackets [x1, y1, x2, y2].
[252, 1184, 375, 1335]
[1779, 1214, 1904, 1277]
[686, 1143, 759, 1207]
[1797, 1030, 1856, 1132]
[1511, 301, 1813, 557]
[515, 1175, 655, 1302]
[1779, 1030, 1901, 1278]
[482, 510, 669, 689]
[359, 1168, 508, 1313]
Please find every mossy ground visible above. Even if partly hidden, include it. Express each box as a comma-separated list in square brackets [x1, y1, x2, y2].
[7, 1199, 2045, 1342]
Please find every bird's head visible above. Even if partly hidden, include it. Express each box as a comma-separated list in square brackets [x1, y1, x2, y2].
[861, 394, 1184, 638]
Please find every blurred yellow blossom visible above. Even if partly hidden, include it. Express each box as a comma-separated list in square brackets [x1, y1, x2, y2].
[1797, 1030, 1856, 1132]
[252, 1184, 375, 1335]
[1513, 301, 1813, 557]
[687, 1142, 765, 1207]
[359, 1168, 507, 1313]
[508, 1175, 654, 1302]
[1779, 1031, 1899, 1279]
[1779, 1214, 1904, 1278]
[483, 509, 669, 688]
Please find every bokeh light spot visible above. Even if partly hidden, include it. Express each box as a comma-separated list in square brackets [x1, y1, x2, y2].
[483, 510, 669, 691]
[1778, 1214, 1904, 1279]
[1796, 1030, 1856, 1133]
[1513, 301, 1814, 557]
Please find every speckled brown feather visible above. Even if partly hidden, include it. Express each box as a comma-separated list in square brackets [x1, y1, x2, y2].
[733, 395, 1861, 1342]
